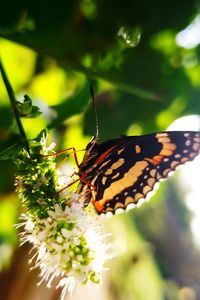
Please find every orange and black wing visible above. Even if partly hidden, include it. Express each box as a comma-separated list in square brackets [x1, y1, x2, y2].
[85, 131, 200, 215]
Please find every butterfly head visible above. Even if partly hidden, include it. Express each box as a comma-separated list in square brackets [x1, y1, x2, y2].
[84, 135, 99, 157]
[78, 135, 99, 174]
[86, 135, 98, 149]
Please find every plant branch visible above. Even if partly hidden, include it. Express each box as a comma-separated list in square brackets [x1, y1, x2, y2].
[0, 59, 30, 155]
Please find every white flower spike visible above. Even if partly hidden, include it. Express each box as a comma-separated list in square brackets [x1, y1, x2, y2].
[16, 135, 114, 299]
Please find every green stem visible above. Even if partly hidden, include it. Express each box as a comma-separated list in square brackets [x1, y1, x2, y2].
[0, 59, 30, 155]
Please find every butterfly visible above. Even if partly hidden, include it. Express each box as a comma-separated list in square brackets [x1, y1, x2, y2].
[77, 131, 200, 216]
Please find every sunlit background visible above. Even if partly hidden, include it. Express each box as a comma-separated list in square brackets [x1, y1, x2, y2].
[168, 115, 200, 248]
[0, 1, 200, 300]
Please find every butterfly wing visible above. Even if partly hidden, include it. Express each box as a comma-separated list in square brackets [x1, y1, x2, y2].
[83, 131, 200, 215]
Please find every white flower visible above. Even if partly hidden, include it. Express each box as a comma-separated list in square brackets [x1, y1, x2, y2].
[19, 202, 114, 299]
[40, 133, 56, 155]
[16, 136, 115, 299]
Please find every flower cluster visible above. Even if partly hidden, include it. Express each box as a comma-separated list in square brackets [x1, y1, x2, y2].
[15, 134, 114, 299]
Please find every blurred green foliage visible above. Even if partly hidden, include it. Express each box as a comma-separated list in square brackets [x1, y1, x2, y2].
[0, 1, 200, 299]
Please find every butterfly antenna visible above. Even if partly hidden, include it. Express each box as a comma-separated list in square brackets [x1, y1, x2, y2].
[90, 84, 99, 138]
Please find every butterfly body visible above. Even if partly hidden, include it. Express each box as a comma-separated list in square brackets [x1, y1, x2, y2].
[78, 131, 200, 215]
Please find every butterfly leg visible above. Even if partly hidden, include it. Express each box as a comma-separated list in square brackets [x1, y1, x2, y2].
[80, 174, 96, 189]
[56, 171, 95, 194]
[41, 147, 85, 168]
[56, 177, 80, 194]
[56, 147, 84, 168]
[78, 175, 96, 207]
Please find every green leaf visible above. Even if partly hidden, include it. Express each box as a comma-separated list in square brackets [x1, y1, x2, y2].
[48, 81, 97, 128]
[17, 95, 42, 118]
[0, 143, 23, 160]
[29, 129, 48, 152]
